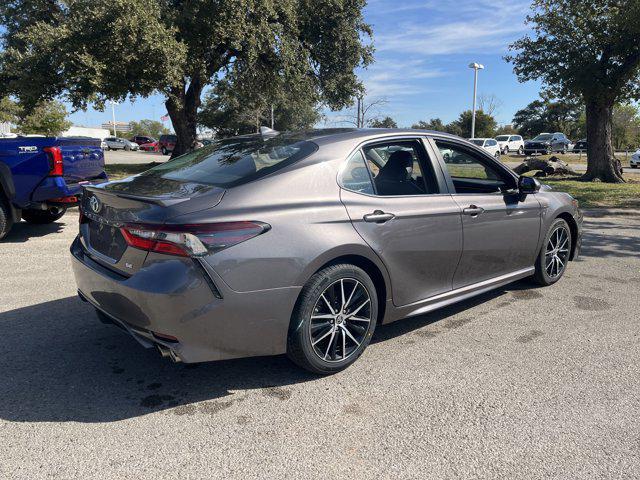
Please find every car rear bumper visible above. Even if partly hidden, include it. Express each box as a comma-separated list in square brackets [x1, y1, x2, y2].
[70, 236, 300, 363]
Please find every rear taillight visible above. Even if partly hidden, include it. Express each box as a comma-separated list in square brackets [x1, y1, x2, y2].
[120, 221, 270, 257]
[44, 146, 63, 176]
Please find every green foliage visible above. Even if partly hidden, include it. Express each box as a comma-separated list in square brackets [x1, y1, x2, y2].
[0, 0, 373, 155]
[369, 116, 397, 128]
[450, 110, 497, 138]
[0, 97, 20, 124]
[128, 119, 170, 139]
[513, 96, 584, 139]
[412, 118, 446, 131]
[16, 100, 71, 136]
[507, 0, 640, 102]
[199, 78, 321, 137]
[612, 103, 640, 149]
[495, 125, 519, 136]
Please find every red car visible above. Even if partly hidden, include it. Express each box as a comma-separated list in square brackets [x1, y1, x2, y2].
[158, 134, 177, 155]
[139, 141, 159, 152]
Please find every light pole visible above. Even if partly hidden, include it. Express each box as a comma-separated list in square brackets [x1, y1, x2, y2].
[110, 100, 118, 137]
[468, 62, 484, 139]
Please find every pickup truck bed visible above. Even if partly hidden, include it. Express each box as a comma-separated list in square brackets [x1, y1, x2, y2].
[0, 136, 108, 239]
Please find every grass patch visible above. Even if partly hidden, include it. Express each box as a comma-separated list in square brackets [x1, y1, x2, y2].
[105, 163, 159, 180]
[536, 175, 640, 208]
[503, 152, 635, 166]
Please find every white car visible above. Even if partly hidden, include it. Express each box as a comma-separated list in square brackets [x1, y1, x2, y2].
[495, 134, 525, 155]
[103, 137, 139, 151]
[631, 149, 639, 169]
[469, 138, 501, 158]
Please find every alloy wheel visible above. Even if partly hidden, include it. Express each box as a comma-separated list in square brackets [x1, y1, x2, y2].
[309, 278, 372, 363]
[545, 225, 570, 278]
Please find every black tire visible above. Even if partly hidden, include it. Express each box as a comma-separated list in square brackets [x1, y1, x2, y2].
[518, 146, 524, 155]
[561, 145, 568, 154]
[287, 264, 378, 374]
[631, 164, 638, 169]
[503, 146, 509, 155]
[124, 144, 131, 151]
[532, 218, 572, 286]
[495, 151, 501, 159]
[21, 207, 66, 224]
[0, 196, 14, 240]
[161, 147, 168, 155]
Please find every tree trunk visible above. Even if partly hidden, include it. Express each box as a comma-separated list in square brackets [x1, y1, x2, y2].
[165, 78, 203, 158]
[583, 98, 625, 183]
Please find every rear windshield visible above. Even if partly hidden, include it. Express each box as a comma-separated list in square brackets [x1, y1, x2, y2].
[140, 134, 318, 188]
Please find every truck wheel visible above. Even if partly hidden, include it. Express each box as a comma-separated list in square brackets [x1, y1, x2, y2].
[0, 197, 14, 240]
[21, 207, 66, 224]
[161, 147, 168, 155]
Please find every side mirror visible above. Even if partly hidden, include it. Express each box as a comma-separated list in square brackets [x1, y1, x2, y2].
[518, 176, 540, 194]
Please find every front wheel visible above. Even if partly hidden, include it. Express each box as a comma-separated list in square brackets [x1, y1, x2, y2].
[495, 151, 501, 159]
[503, 146, 509, 155]
[532, 218, 572, 286]
[518, 146, 524, 155]
[287, 264, 378, 374]
[161, 147, 168, 155]
[21, 207, 66, 224]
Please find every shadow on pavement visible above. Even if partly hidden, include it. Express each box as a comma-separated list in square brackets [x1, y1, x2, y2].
[580, 218, 640, 258]
[1, 221, 64, 243]
[0, 281, 536, 424]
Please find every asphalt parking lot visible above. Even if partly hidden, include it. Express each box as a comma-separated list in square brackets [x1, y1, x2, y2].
[1, 209, 639, 479]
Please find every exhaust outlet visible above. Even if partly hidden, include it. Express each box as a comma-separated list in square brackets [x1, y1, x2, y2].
[156, 344, 182, 363]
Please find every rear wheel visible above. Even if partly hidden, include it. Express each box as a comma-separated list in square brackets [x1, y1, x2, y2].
[495, 150, 501, 159]
[518, 146, 524, 155]
[0, 196, 14, 240]
[287, 264, 378, 374]
[21, 207, 66, 224]
[161, 147, 168, 155]
[533, 218, 572, 286]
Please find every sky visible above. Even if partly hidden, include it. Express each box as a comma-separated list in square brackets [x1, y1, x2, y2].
[68, 0, 542, 131]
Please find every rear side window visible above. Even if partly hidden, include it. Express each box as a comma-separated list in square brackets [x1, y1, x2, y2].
[340, 150, 374, 195]
[141, 135, 318, 188]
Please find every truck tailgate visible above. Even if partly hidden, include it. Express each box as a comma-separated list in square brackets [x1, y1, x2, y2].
[57, 137, 105, 183]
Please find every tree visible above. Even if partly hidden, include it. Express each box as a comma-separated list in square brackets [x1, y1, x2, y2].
[477, 94, 503, 117]
[507, 1, 640, 183]
[199, 78, 321, 137]
[0, 0, 373, 157]
[340, 96, 388, 128]
[16, 100, 71, 136]
[129, 119, 170, 139]
[495, 125, 519, 136]
[612, 104, 640, 150]
[0, 97, 20, 124]
[513, 96, 583, 139]
[369, 116, 397, 128]
[450, 110, 497, 138]
[412, 118, 446, 131]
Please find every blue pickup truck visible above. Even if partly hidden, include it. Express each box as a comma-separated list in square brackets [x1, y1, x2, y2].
[0, 136, 108, 239]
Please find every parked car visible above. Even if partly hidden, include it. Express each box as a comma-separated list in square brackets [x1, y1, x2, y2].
[631, 149, 639, 168]
[573, 139, 587, 152]
[524, 133, 571, 155]
[71, 129, 582, 374]
[130, 135, 157, 146]
[158, 134, 177, 155]
[139, 141, 159, 152]
[495, 135, 525, 155]
[0, 136, 107, 239]
[469, 138, 501, 158]
[103, 137, 139, 151]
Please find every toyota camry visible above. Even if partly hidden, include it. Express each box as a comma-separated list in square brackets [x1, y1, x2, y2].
[71, 129, 582, 374]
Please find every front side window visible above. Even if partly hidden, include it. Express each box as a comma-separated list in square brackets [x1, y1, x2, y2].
[471, 139, 484, 146]
[361, 140, 439, 196]
[436, 140, 514, 194]
[496, 135, 509, 142]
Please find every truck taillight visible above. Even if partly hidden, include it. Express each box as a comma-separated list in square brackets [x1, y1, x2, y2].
[44, 146, 63, 176]
[120, 221, 270, 257]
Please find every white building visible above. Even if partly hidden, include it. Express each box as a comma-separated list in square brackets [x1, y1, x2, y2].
[63, 125, 111, 140]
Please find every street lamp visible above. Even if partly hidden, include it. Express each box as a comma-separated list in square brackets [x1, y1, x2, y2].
[468, 62, 484, 139]
[109, 100, 118, 137]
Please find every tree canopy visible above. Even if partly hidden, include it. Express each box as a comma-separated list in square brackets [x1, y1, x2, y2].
[513, 95, 584, 139]
[0, 0, 373, 156]
[1, 97, 71, 136]
[369, 116, 397, 128]
[507, 0, 640, 182]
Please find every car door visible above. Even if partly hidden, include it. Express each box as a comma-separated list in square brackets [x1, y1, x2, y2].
[339, 137, 463, 306]
[430, 138, 542, 289]
[509, 136, 518, 150]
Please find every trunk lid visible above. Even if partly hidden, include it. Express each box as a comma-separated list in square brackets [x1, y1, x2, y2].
[80, 176, 225, 275]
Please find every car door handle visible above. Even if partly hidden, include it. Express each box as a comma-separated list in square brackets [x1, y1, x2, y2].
[363, 210, 395, 223]
[463, 205, 485, 216]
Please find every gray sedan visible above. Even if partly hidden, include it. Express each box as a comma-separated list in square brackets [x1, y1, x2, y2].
[71, 129, 582, 374]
